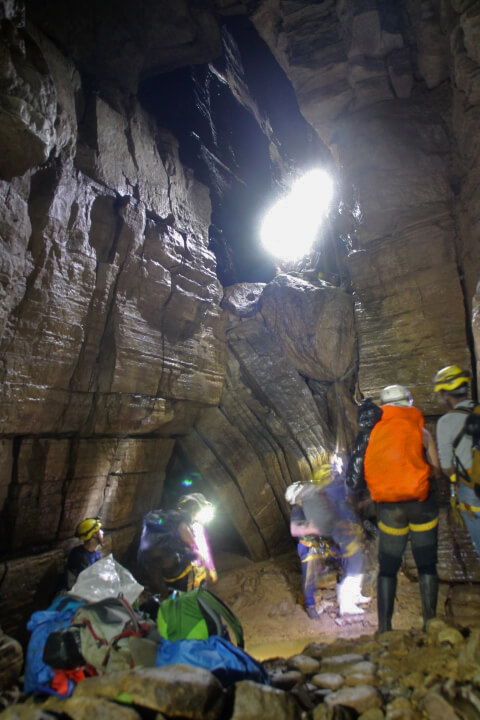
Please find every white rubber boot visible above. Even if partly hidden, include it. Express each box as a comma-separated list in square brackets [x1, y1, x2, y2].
[351, 574, 371, 605]
[337, 576, 365, 616]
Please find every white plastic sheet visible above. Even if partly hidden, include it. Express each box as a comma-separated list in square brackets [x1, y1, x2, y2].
[68, 554, 143, 605]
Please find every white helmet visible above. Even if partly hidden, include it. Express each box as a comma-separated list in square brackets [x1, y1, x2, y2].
[285, 482, 309, 505]
[380, 384, 413, 407]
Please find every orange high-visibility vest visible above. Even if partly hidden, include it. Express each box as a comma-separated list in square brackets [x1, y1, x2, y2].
[364, 405, 430, 502]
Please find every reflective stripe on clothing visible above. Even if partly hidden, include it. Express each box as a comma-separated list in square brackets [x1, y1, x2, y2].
[378, 515, 439, 536]
[458, 502, 480, 514]
[163, 562, 193, 583]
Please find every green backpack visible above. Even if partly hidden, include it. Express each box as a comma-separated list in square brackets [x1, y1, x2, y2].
[157, 588, 244, 648]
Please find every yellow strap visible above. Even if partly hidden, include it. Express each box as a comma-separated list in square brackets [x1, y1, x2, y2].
[409, 516, 439, 532]
[299, 538, 319, 548]
[163, 562, 193, 583]
[342, 538, 361, 557]
[378, 521, 409, 536]
[458, 502, 480, 513]
[379, 516, 439, 536]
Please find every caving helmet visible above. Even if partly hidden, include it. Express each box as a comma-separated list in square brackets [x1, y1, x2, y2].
[285, 482, 310, 505]
[178, 493, 214, 524]
[75, 517, 102, 542]
[379, 384, 413, 407]
[433, 365, 471, 395]
[312, 464, 333, 488]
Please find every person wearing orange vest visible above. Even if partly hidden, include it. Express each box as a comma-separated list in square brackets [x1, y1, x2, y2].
[346, 385, 441, 632]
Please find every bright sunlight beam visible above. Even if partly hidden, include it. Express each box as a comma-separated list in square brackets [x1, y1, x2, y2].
[260, 168, 334, 262]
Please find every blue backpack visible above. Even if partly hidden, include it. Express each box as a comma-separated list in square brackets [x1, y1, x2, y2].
[24, 594, 85, 695]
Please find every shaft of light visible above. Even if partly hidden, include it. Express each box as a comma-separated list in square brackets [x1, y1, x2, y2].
[191, 521, 215, 572]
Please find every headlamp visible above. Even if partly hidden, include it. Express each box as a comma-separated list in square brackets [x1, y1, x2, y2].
[195, 504, 215, 524]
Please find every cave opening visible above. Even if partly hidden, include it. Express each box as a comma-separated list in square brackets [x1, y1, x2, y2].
[139, 13, 335, 286]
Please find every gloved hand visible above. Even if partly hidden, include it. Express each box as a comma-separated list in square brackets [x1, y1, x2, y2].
[209, 569, 218, 583]
[450, 496, 465, 529]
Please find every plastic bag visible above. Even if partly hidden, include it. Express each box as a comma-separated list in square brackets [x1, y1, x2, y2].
[68, 554, 143, 605]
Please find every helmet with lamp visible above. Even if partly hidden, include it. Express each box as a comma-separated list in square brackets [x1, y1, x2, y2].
[178, 493, 215, 524]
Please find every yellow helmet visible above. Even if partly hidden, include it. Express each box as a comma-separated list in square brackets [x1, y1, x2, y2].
[433, 365, 471, 393]
[75, 517, 102, 541]
[312, 464, 332, 487]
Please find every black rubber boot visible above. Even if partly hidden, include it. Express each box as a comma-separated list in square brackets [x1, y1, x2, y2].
[377, 574, 397, 633]
[419, 573, 438, 630]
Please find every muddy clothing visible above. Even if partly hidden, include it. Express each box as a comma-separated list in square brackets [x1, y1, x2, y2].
[66, 545, 101, 589]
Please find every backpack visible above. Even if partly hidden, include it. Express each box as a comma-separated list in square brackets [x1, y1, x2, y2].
[71, 596, 159, 673]
[24, 594, 85, 694]
[452, 404, 480, 496]
[364, 405, 430, 502]
[137, 509, 196, 591]
[157, 588, 244, 648]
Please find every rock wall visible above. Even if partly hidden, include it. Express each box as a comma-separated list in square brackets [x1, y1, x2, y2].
[1, 0, 480, 640]
[251, 0, 480, 405]
[0, 1, 359, 637]
[0, 4, 226, 633]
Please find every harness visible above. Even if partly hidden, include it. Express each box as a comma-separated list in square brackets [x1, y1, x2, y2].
[451, 404, 478, 490]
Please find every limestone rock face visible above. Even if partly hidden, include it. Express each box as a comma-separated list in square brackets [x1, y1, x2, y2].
[251, 0, 478, 411]
[26, 0, 222, 95]
[180, 315, 346, 560]
[260, 274, 355, 382]
[0, 5, 227, 637]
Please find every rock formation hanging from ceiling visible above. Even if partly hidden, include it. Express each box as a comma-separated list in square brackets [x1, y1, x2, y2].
[0, 0, 480, 638]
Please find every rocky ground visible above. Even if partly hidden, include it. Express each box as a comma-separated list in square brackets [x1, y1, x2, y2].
[212, 549, 450, 660]
[2, 547, 480, 719]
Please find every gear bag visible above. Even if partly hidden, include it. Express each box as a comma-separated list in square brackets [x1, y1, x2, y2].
[452, 404, 480, 497]
[157, 588, 244, 648]
[71, 596, 159, 673]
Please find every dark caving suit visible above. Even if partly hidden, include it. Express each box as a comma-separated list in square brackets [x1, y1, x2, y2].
[347, 395, 439, 631]
[137, 509, 205, 596]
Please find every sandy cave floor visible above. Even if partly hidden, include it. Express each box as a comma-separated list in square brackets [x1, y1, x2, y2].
[210, 549, 449, 661]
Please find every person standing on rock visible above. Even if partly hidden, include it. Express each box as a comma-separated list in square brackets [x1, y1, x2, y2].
[65, 517, 103, 590]
[433, 365, 480, 555]
[286, 462, 370, 619]
[346, 385, 441, 632]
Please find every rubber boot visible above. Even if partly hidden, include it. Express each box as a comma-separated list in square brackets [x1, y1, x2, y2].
[337, 576, 365, 616]
[377, 574, 397, 632]
[419, 573, 438, 630]
[351, 574, 372, 604]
